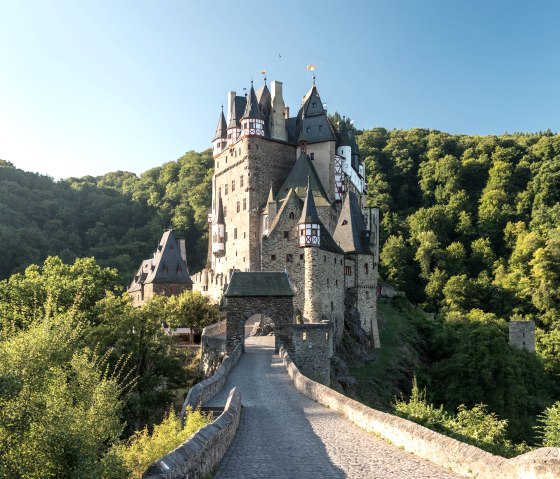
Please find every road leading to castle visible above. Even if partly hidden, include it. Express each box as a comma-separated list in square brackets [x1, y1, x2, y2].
[205, 336, 462, 479]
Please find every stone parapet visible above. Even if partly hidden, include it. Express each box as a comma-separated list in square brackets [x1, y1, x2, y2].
[279, 346, 560, 479]
[180, 343, 242, 423]
[143, 387, 241, 479]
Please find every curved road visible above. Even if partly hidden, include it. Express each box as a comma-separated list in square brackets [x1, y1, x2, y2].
[205, 336, 462, 479]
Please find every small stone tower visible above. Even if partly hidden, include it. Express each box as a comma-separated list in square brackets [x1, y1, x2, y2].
[509, 320, 535, 353]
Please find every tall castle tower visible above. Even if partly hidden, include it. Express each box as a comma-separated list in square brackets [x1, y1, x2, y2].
[192, 76, 379, 348]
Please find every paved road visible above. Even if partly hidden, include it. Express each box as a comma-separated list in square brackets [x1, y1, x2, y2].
[206, 335, 462, 479]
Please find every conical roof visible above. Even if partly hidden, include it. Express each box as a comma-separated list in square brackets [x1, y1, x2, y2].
[276, 151, 331, 207]
[213, 108, 227, 141]
[241, 83, 264, 120]
[333, 191, 372, 255]
[299, 177, 321, 224]
[338, 119, 351, 147]
[213, 195, 224, 225]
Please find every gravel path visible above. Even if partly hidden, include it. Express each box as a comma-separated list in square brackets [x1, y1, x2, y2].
[206, 335, 463, 479]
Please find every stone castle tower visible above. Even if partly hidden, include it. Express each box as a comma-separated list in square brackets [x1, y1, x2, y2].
[192, 76, 381, 349]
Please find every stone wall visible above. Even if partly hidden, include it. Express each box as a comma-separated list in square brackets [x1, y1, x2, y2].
[352, 254, 380, 347]
[304, 247, 345, 343]
[143, 387, 242, 479]
[261, 193, 305, 315]
[199, 335, 227, 377]
[509, 320, 536, 353]
[279, 346, 560, 479]
[224, 295, 294, 353]
[289, 323, 333, 385]
[180, 343, 242, 421]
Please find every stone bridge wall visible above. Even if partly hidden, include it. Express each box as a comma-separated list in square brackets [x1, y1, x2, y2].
[143, 387, 241, 479]
[288, 323, 333, 385]
[180, 343, 242, 422]
[279, 346, 560, 479]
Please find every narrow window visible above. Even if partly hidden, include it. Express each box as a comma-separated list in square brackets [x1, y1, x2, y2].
[286, 254, 293, 263]
[310, 152, 315, 160]
[302, 331, 307, 341]
[225, 184, 228, 195]
[237, 201, 240, 213]
[284, 231, 289, 239]
[234, 228, 237, 239]
[224, 206, 227, 217]
[240, 175, 244, 187]
[232, 180, 235, 192]
[331, 301, 334, 311]
[271, 254, 276, 261]
[364, 263, 369, 275]
[243, 198, 247, 210]
[289, 212, 295, 219]
[300, 253, 304, 260]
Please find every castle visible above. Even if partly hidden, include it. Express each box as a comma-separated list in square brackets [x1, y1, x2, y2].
[191, 76, 381, 350]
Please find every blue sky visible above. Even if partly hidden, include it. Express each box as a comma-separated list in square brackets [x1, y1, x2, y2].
[0, 0, 559, 179]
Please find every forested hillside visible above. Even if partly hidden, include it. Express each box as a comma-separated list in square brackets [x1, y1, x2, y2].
[359, 128, 560, 445]
[0, 150, 212, 283]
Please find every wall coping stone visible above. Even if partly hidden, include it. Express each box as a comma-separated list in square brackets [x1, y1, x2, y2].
[143, 387, 242, 479]
[279, 345, 560, 479]
[180, 343, 242, 424]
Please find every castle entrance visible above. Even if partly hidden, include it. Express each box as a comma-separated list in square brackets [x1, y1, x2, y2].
[223, 272, 294, 353]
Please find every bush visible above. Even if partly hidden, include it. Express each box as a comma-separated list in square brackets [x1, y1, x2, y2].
[108, 407, 212, 479]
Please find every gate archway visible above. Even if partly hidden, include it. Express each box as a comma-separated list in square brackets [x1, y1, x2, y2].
[224, 272, 294, 353]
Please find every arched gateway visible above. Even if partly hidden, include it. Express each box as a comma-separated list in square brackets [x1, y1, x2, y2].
[224, 272, 294, 353]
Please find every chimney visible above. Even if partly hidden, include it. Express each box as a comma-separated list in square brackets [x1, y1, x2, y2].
[227, 91, 236, 124]
[271, 81, 288, 141]
[178, 238, 187, 265]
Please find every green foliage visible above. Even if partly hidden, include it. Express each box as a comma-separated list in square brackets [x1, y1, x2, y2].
[0, 314, 124, 479]
[166, 290, 223, 333]
[0, 151, 213, 283]
[536, 401, 560, 447]
[107, 408, 212, 479]
[394, 378, 527, 457]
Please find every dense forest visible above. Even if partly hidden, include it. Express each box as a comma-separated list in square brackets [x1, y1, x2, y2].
[1, 127, 560, 463]
[0, 150, 212, 284]
[359, 128, 560, 447]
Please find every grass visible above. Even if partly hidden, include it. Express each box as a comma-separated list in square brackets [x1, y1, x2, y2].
[351, 297, 431, 410]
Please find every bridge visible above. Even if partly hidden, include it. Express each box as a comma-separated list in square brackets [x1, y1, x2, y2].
[205, 335, 460, 479]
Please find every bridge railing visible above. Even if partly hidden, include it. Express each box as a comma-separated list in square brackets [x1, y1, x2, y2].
[279, 345, 560, 479]
[143, 387, 241, 479]
[202, 318, 227, 337]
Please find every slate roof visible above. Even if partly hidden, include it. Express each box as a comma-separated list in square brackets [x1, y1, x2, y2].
[241, 84, 264, 120]
[295, 85, 337, 144]
[299, 177, 321, 224]
[228, 96, 247, 128]
[128, 230, 193, 292]
[333, 191, 372, 255]
[213, 195, 224, 225]
[337, 120, 351, 147]
[144, 230, 194, 284]
[268, 188, 300, 234]
[276, 151, 331, 207]
[225, 271, 294, 297]
[213, 108, 227, 141]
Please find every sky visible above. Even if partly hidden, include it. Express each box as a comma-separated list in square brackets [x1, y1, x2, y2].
[0, 0, 559, 180]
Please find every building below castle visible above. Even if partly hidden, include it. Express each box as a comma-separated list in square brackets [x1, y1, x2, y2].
[128, 229, 193, 306]
[190, 76, 381, 353]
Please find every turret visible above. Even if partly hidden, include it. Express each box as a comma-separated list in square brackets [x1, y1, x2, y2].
[270, 80, 288, 141]
[227, 91, 241, 146]
[240, 82, 265, 137]
[212, 195, 225, 257]
[298, 178, 321, 247]
[212, 106, 227, 157]
[335, 119, 352, 165]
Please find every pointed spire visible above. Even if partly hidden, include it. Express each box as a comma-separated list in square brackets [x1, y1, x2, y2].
[338, 117, 351, 147]
[241, 83, 264, 120]
[267, 185, 275, 204]
[213, 106, 227, 141]
[299, 176, 321, 225]
[213, 194, 224, 225]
